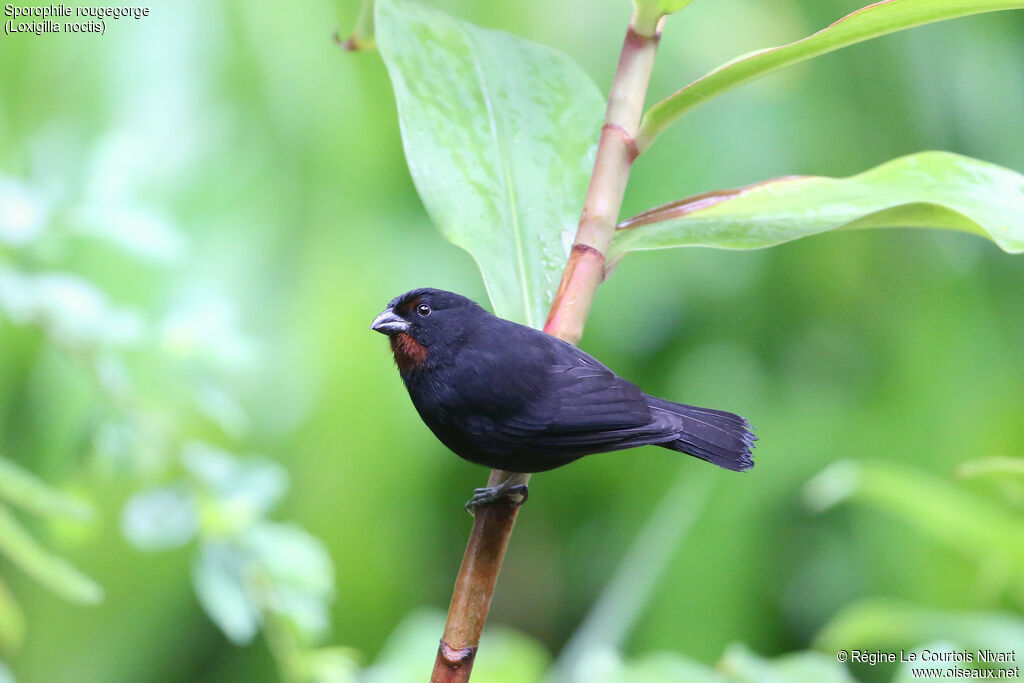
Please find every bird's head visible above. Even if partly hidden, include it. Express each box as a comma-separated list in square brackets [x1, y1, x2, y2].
[370, 288, 482, 372]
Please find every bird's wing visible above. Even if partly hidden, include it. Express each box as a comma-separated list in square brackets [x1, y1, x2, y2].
[519, 360, 653, 432]
[444, 323, 674, 456]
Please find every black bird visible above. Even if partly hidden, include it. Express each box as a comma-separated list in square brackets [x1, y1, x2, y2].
[371, 288, 756, 509]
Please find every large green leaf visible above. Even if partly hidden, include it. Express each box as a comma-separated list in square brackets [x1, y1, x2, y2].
[637, 0, 1024, 150]
[611, 152, 1024, 263]
[376, 0, 604, 326]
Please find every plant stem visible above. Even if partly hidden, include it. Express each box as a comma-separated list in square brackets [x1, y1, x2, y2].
[544, 13, 663, 345]
[430, 10, 664, 683]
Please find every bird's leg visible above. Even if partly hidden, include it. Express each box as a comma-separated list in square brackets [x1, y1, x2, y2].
[465, 474, 529, 515]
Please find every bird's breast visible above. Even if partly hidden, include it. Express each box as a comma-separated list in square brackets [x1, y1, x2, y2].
[390, 332, 429, 373]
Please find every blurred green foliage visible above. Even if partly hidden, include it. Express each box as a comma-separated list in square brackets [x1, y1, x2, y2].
[0, 0, 1022, 682]
[0, 455, 99, 658]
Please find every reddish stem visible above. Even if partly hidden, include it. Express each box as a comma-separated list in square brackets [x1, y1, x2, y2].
[430, 12, 664, 682]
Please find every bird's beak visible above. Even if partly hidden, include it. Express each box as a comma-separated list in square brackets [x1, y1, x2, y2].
[370, 307, 410, 335]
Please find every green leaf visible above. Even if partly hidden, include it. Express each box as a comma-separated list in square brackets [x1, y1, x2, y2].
[191, 523, 335, 646]
[193, 381, 249, 438]
[611, 152, 1024, 263]
[720, 643, 856, 683]
[244, 522, 333, 597]
[616, 651, 729, 683]
[0, 178, 48, 247]
[121, 485, 199, 551]
[191, 540, 261, 644]
[0, 457, 93, 522]
[242, 522, 334, 641]
[69, 204, 186, 265]
[376, 0, 604, 326]
[301, 647, 360, 683]
[0, 505, 103, 605]
[815, 599, 1024, 655]
[957, 457, 1024, 508]
[0, 269, 143, 348]
[804, 460, 1024, 572]
[637, 0, 1024, 150]
[181, 442, 287, 532]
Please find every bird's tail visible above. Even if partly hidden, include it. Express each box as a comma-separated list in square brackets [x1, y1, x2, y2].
[646, 397, 757, 472]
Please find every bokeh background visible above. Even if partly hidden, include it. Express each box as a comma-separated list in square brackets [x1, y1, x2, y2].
[1, 0, 1022, 681]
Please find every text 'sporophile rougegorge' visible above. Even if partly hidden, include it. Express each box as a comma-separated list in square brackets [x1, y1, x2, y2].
[4, 3, 150, 36]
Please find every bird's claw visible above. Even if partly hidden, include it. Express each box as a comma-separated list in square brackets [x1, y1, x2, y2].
[465, 483, 529, 515]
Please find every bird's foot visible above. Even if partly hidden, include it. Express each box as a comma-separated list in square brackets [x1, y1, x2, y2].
[465, 478, 529, 515]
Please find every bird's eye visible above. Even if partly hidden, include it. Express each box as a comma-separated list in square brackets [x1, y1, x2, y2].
[416, 303, 431, 317]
